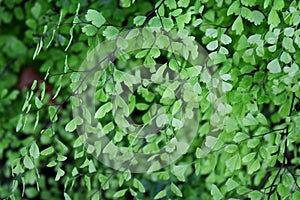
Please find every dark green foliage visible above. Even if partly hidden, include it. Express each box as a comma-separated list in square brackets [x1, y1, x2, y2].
[1, 0, 300, 200]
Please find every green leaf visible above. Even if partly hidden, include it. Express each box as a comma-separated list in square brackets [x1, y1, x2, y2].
[284, 27, 294, 37]
[55, 138, 69, 153]
[195, 148, 201, 159]
[134, 102, 148, 111]
[82, 25, 98, 36]
[120, 0, 135, 7]
[267, 58, 281, 74]
[242, 113, 258, 126]
[205, 136, 218, 149]
[172, 118, 183, 129]
[280, 52, 292, 64]
[224, 144, 238, 153]
[148, 16, 161, 27]
[162, 17, 174, 31]
[236, 35, 250, 50]
[41, 146, 55, 156]
[103, 141, 117, 157]
[172, 100, 182, 115]
[293, 192, 300, 200]
[165, 0, 177, 9]
[248, 191, 263, 199]
[133, 178, 145, 193]
[72, 167, 79, 176]
[33, 37, 43, 60]
[103, 26, 119, 39]
[23, 155, 34, 169]
[224, 116, 239, 132]
[264, 0, 271, 8]
[29, 142, 40, 159]
[46, 160, 57, 167]
[207, 40, 218, 51]
[234, 132, 250, 143]
[221, 74, 231, 81]
[156, 34, 170, 49]
[16, 115, 23, 132]
[12, 161, 24, 175]
[31, 2, 41, 19]
[193, 82, 202, 94]
[225, 178, 239, 191]
[268, 8, 280, 27]
[241, 0, 256, 7]
[255, 45, 264, 57]
[260, 147, 270, 160]
[113, 189, 128, 198]
[176, 13, 191, 30]
[278, 184, 290, 197]
[220, 34, 232, 45]
[251, 10, 264, 25]
[205, 28, 218, 38]
[154, 189, 167, 199]
[88, 161, 96, 173]
[282, 37, 295, 53]
[14, 7, 24, 20]
[192, 18, 203, 27]
[273, 0, 284, 11]
[186, 65, 202, 77]
[222, 81, 233, 92]
[64, 193, 72, 200]
[31, 80, 37, 90]
[80, 159, 89, 168]
[57, 154, 67, 162]
[85, 9, 105, 28]
[65, 117, 83, 132]
[34, 97, 43, 109]
[162, 87, 175, 99]
[133, 16, 146, 26]
[135, 50, 148, 59]
[232, 16, 244, 35]
[265, 31, 277, 44]
[55, 168, 65, 181]
[95, 102, 113, 119]
[227, 0, 240, 16]
[172, 165, 188, 181]
[115, 95, 130, 117]
[114, 131, 123, 142]
[226, 153, 241, 172]
[48, 106, 58, 122]
[248, 159, 260, 174]
[178, 0, 190, 8]
[65, 3, 80, 51]
[209, 52, 227, 65]
[211, 184, 223, 200]
[241, 7, 252, 21]
[170, 183, 183, 197]
[242, 152, 256, 163]
[103, 122, 114, 133]
[283, 63, 298, 77]
[73, 135, 84, 148]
